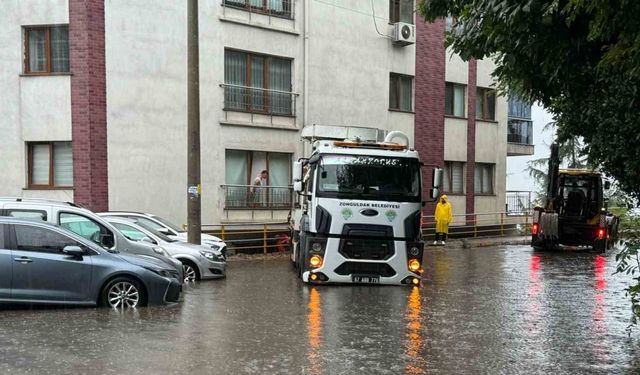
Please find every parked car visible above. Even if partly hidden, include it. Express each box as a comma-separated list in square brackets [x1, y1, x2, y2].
[103, 216, 226, 282]
[0, 198, 184, 280]
[0, 217, 182, 308]
[98, 211, 228, 258]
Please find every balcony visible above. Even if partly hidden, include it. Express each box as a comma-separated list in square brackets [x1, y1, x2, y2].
[220, 84, 298, 130]
[220, 0, 297, 34]
[220, 184, 293, 222]
[507, 119, 535, 156]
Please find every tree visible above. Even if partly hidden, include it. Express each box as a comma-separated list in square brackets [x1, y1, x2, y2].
[418, 0, 640, 199]
[526, 122, 587, 204]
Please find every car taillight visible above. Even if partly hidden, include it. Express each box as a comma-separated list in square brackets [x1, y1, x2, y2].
[532, 223, 539, 235]
[597, 228, 605, 240]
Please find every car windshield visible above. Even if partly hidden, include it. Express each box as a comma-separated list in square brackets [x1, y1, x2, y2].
[136, 220, 176, 242]
[151, 215, 185, 233]
[316, 155, 421, 202]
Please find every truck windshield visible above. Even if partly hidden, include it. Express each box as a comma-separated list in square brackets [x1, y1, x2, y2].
[316, 155, 421, 202]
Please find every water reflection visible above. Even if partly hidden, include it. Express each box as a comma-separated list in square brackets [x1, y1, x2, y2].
[307, 287, 323, 375]
[526, 254, 543, 334]
[592, 255, 609, 363]
[404, 286, 425, 375]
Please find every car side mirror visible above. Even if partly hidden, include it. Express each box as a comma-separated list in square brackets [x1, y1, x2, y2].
[63, 245, 85, 257]
[141, 236, 155, 244]
[157, 228, 172, 236]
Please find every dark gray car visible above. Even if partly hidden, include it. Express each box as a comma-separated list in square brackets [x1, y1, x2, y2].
[0, 217, 182, 308]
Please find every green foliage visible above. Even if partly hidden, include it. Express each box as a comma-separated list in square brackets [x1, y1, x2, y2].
[418, 0, 640, 199]
[615, 218, 640, 330]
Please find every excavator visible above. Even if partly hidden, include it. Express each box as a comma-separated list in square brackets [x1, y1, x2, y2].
[531, 144, 619, 252]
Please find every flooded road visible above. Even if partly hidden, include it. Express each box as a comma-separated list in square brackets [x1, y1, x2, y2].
[1, 245, 639, 374]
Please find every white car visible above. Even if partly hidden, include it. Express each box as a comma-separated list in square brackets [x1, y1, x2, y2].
[98, 211, 227, 258]
[104, 216, 226, 282]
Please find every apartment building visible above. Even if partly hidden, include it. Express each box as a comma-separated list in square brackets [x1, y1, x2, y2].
[0, 0, 530, 226]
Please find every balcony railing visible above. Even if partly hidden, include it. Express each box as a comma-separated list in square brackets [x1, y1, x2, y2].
[507, 119, 534, 145]
[222, 184, 293, 209]
[505, 191, 532, 215]
[222, 0, 295, 20]
[220, 84, 297, 116]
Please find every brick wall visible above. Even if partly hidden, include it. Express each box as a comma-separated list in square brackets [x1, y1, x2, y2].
[69, 0, 109, 212]
[414, 19, 445, 216]
[466, 59, 477, 223]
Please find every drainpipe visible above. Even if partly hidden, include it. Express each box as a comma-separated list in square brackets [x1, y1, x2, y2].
[302, 0, 310, 158]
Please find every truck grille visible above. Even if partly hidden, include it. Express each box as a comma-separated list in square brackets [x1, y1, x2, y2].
[339, 224, 395, 260]
[339, 239, 394, 260]
[334, 262, 396, 278]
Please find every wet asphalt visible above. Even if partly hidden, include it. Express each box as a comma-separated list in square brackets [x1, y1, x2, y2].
[1, 245, 639, 375]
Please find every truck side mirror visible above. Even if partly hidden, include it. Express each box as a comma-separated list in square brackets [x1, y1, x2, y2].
[430, 187, 440, 200]
[293, 181, 303, 193]
[432, 168, 443, 189]
[292, 161, 303, 182]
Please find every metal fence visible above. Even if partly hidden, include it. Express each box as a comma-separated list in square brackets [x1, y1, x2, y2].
[222, 0, 295, 19]
[505, 191, 533, 216]
[221, 184, 293, 209]
[421, 211, 532, 239]
[220, 84, 297, 116]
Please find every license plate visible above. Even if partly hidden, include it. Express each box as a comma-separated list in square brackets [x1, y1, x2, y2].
[352, 275, 380, 284]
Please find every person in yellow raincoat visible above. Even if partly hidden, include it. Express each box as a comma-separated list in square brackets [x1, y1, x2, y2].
[434, 195, 452, 245]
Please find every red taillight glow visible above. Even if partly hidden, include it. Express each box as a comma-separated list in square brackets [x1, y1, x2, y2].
[532, 223, 539, 235]
[597, 228, 605, 240]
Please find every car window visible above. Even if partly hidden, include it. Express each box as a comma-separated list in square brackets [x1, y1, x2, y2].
[6, 209, 47, 221]
[136, 217, 166, 232]
[13, 224, 79, 254]
[59, 212, 115, 249]
[112, 222, 154, 243]
[0, 224, 4, 248]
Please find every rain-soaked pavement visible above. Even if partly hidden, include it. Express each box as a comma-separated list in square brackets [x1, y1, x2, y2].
[1, 244, 640, 374]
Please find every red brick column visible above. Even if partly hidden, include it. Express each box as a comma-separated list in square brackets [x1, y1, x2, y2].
[69, 0, 109, 212]
[465, 59, 477, 224]
[414, 19, 445, 217]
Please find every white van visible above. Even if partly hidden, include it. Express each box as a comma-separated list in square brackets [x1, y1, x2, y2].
[0, 198, 183, 280]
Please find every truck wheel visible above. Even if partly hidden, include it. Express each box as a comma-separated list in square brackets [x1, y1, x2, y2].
[594, 239, 607, 253]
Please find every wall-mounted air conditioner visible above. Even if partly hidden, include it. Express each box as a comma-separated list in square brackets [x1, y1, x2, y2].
[393, 22, 415, 46]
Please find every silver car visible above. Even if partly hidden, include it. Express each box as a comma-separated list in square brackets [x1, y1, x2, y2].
[98, 211, 228, 258]
[0, 217, 182, 308]
[104, 217, 226, 282]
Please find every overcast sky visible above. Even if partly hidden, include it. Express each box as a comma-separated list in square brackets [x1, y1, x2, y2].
[506, 104, 555, 192]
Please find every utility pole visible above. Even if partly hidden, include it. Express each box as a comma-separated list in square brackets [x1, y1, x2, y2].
[187, 0, 201, 244]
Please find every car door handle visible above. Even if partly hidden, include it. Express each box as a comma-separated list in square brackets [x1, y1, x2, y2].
[14, 257, 33, 264]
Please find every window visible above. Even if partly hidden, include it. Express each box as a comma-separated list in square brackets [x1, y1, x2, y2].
[224, 150, 292, 208]
[224, 0, 293, 19]
[474, 163, 494, 194]
[27, 142, 73, 188]
[23, 25, 69, 74]
[112, 223, 154, 243]
[224, 50, 293, 115]
[59, 213, 115, 249]
[389, 73, 413, 112]
[445, 82, 466, 117]
[13, 225, 78, 254]
[6, 210, 47, 221]
[443, 161, 464, 194]
[390, 0, 414, 24]
[476, 88, 496, 121]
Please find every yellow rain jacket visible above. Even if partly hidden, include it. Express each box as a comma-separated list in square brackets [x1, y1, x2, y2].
[435, 195, 453, 233]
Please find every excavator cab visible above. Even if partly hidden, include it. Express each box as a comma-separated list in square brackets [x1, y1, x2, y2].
[555, 173, 602, 220]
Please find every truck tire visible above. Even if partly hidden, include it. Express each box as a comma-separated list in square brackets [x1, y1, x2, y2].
[594, 238, 607, 253]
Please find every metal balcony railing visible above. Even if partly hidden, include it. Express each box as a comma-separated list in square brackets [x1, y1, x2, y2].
[222, 184, 294, 209]
[505, 191, 533, 215]
[220, 84, 297, 116]
[507, 119, 534, 145]
[222, 0, 295, 20]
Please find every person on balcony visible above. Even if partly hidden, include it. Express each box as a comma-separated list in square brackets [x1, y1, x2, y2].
[251, 170, 268, 206]
[434, 195, 453, 245]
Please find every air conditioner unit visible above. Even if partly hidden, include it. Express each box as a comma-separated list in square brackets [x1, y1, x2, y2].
[393, 22, 415, 46]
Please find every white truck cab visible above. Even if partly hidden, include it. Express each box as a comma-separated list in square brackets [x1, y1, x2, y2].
[291, 131, 441, 285]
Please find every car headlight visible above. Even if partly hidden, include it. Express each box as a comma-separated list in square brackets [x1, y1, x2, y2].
[200, 250, 223, 262]
[152, 246, 168, 256]
[143, 266, 177, 279]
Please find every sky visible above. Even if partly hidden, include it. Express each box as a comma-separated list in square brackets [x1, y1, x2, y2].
[506, 104, 555, 192]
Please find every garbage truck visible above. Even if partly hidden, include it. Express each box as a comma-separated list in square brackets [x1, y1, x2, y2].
[531, 143, 619, 252]
[290, 130, 442, 285]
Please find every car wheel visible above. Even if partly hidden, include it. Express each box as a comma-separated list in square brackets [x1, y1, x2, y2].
[181, 260, 200, 282]
[102, 277, 146, 309]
